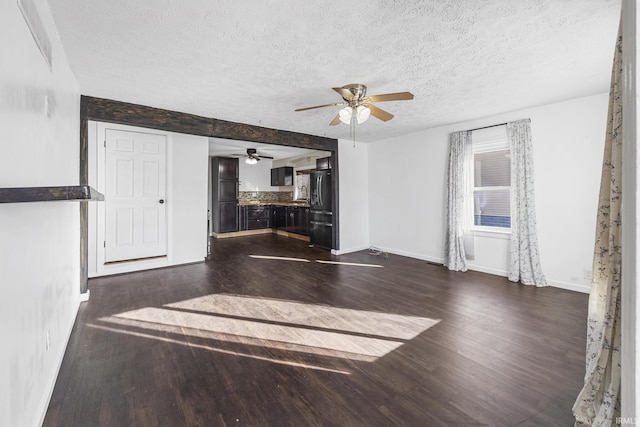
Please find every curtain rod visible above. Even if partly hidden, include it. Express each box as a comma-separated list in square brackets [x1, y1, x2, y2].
[466, 118, 530, 133]
[467, 122, 507, 132]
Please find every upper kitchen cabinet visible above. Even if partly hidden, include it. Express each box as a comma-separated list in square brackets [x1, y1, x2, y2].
[271, 166, 294, 186]
[211, 157, 239, 233]
[316, 156, 332, 170]
[218, 156, 239, 180]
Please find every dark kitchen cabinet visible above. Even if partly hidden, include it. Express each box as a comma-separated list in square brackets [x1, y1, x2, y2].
[219, 203, 238, 232]
[239, 205, 270, 230]
[316, 156, 333, 170]
[281, 206, 310, 236]
[300, 207, 310, 236]
[218, 181, 237, 202]
[272, 206, 286, 229]
[211, 157, 239, 233]
[218, 157, 239, 180]
[285, 207, 298, 233]
[238, 206, 246, 230]
[270, 167, 294, 186]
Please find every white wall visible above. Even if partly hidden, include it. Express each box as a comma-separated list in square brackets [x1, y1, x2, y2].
[336, 139, 370, 254]
[170, 133, 210, 264]
[88, 123, 209, 276]
[368, 93, 608, 293]
[238, 158, 277, 191]
[0, 1, 81, 426]
[368, 125, 449, 262]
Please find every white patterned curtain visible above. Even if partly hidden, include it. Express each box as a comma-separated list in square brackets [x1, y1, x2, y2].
[507, 119, 547, 286]
[573, 20, 622, 426]
[444, 131, 471, 271]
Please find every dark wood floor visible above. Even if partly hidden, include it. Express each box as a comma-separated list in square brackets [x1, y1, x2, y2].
[44, 234, 587, 426]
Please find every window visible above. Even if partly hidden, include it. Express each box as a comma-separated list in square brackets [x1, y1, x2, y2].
[469, 126, 511, 230]
[295, 170, 311, 200]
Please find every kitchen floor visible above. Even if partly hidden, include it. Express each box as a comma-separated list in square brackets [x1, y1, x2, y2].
[44, 234, 587, 426]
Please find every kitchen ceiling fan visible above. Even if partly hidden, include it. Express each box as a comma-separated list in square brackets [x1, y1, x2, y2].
[231, 148, 274, 165]
[295, 84, 414, 126]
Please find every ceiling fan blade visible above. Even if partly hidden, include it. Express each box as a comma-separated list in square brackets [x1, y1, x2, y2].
[366, 92, 414, 103]
[367, 104, 394, 122]
[256, 155, 274, 159]
[230, 153, 246, 157]
[295, 102, 344, 112]
[332, 87, 354, 99]
[329, 114, 341, 126]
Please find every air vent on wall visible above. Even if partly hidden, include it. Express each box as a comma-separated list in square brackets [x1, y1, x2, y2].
[18, 0, 53, 71]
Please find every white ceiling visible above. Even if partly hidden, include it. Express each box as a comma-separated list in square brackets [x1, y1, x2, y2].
[49, 0, 621, 143]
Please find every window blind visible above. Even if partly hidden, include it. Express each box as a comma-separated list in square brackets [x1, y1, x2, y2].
[470, 125, 510, 229]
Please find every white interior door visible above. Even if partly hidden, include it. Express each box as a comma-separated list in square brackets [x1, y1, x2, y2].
[105, 129, 167, 263]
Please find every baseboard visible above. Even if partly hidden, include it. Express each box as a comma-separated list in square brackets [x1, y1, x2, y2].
[380, 247, 443, 264]
[547, 280, 591, 294]
[466, 263, 509, 278]
[37, 292, 84, 427]
[332, 245, 369, 255]
[213, 229, 273, 239]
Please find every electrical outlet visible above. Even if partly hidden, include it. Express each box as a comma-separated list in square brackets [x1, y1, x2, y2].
[584, 268, 593, 281]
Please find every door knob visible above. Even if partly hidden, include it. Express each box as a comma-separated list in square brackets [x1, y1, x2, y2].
[159, 199, 165, 204]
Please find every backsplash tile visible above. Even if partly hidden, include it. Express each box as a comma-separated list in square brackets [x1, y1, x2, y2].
[239, 191, 294, 202]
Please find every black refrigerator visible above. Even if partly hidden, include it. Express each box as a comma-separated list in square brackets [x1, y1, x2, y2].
[310, 169, 332, 249]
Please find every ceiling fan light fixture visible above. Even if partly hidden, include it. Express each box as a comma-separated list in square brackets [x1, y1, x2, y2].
[245, 157, 258, 165]
[356, 105, 370, 124]
[338, 105, 370, 125]
[338, 106, 352, 125]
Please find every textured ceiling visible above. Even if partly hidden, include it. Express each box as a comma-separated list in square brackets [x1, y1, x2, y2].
[49, 0, 621, 142]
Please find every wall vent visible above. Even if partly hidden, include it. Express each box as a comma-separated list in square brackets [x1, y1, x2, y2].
[17, 0, 53, 71]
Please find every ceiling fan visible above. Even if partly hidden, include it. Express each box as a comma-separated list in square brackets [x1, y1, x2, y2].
[295, 84, 414, 126]
[232, 148, 274, 165]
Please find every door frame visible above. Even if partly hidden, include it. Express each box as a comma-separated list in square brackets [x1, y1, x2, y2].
[80, 96, 339, 292]
[88, 121, 174, 277]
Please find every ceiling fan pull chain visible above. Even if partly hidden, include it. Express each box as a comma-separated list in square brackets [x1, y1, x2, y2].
[351, 109, 356, 147]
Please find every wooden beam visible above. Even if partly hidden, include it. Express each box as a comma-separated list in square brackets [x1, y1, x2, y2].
[81, 96, 338, 151]
[83, 96, 213, 137]
[211, 118, 337, 151]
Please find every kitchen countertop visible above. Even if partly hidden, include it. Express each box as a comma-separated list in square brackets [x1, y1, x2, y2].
[238, 201, 310, 208]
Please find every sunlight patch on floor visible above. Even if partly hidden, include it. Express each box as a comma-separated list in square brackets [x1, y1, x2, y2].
[95, 294, 440, 371]
[110, 307, 403, 358]
[167, 294, 438, 340]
